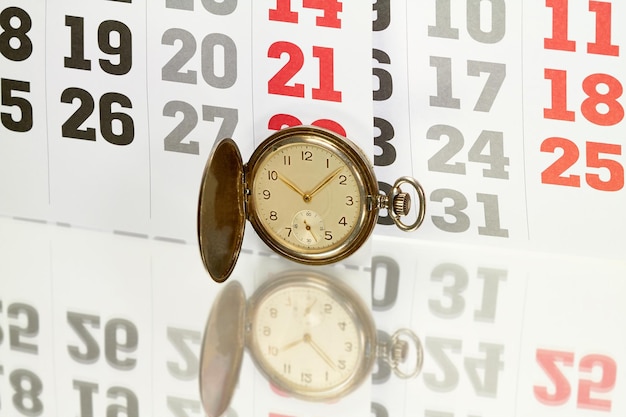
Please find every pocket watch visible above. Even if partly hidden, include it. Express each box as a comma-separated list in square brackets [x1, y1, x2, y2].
[199, 271, 423, 417]
[197, 125, 426, 282]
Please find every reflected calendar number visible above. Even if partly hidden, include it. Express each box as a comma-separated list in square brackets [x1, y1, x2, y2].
[424, 338, 504, 397]
[64, 15, 133, 76]
[0, 6, 33, 62]
[534, 349, 617, 412]
[66, 312, 138, 370]
[74, 381, 138, 417]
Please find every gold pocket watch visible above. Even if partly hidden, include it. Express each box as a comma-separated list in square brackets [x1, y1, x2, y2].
[199, 271, 423, 417]
[197, 125, 426, 282]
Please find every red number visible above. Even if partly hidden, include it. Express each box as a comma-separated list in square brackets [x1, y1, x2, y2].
[311, 46, 341, 102]
[267, 41, 305, 98]
[541, 138, 623, 191]
[541, 137, 581, 187]
[268, 113, 346, 136]
[585, 141, 624, 191]
[534, 349, 617, 412]
[534, 349, 574, 405]
[269, 0, 342, 28]
[577, 354, 617, 412]
[302, 0, 342, 28]
[545, 0, 576, 52]
[545, 70, 624, 126]
[545, 0, 619, 56]
[588, 1, 619, 56]
[267, 43, 342, 102]
[581, 73, 624, 126]
[544, 69, 575, 121]
[269, 0, 298, 23]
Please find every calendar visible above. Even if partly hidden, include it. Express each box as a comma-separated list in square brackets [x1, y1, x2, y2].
[1, 1, 626, 417]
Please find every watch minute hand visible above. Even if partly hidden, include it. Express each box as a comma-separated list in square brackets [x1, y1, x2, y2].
[307, 167, 343, 199]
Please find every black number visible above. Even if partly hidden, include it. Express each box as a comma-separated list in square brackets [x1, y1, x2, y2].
[65, 16, 133, 75]
[373, 117, 395, 166]
[98, 20, 133, 75]
[1, 78, 32, 132]
[338, 216, 347, 226]
[61, 88, 134, 145]
[372, 49, 392, 101]
[61, 87, 96, 141]
[302, 150, 313, 161]
[270, 211, 278, 221]
[0, 7, 33, 61]
[372, 0, 391, 31]
[338, 175, 347, 185]
[263, 190, 271, 199]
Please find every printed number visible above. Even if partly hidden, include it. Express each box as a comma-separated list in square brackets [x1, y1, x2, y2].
[424, 338, 504, 397]
[541, 138, 623, 191]
[269, 0, 342, 28]
[162, 29, 237, 88]
[8, 369, 44, 416]
[545, 69, 624, 126]
[66, 312, 138, 370]
[0, 7, 33, 61]
[61, 88, 134, 145]
[430, 58, 506, 112]
[373, 49, 392, 101]
[64, 16, 132, 75]
[1, 78, 32, 132]
[428, 0, 506, 44]
[534, 349, 616, 412]
[168, 397, 203, 417]
[429, 264, 506, 322]
[167, 327, 201, 380]
[374, 117, 395, 167]
[163, 101, 238, 154]
[545, 0, 619, 56]
[166, 0, 237, 15]
[372, 0, 391, 31]
[268, 113, 345, 137]
[427, 125, 509, 179]
[74, 381, 139, 417]
[431, 189, 509, 237]
[371, 256, 400, 311]
[268, 42, 341, 102]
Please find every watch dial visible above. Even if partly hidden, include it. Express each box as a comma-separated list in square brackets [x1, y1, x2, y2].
[250, 283, 364, 396]
[250, 140, 364, 256]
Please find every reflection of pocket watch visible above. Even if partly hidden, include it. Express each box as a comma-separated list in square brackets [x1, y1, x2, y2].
[197, 125, 426, 282]
[199, 271, 423, 417]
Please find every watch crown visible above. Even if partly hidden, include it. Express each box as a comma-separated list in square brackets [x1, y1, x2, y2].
[392, 192, 411, 217]
[392, 339, 409, 364]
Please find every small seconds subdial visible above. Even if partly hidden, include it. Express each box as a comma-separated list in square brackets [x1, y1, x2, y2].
[292, 209, 326, 245]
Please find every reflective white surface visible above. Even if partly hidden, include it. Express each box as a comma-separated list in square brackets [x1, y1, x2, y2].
[1, 216, 625, 416]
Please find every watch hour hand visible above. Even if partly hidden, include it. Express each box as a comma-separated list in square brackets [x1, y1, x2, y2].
[278, 173, 306, 199]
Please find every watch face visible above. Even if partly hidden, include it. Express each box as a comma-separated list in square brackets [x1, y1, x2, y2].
[247, 273, 375, 400]
[248, 126, 378, 264]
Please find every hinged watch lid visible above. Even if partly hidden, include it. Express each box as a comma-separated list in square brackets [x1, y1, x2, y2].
[199, 281, 247, 417]
[198, 138, 246, 282]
